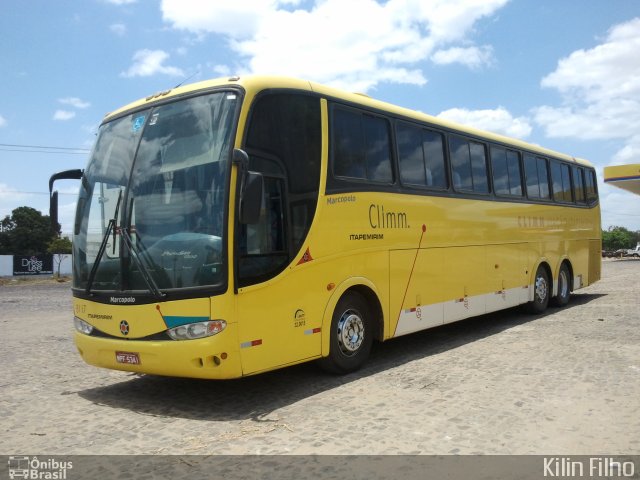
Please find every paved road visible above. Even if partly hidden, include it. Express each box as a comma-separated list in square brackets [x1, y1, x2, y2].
[0, 259, 638, 455]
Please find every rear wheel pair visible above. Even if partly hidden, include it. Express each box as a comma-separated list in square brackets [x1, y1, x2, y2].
[527, 263, 571, 313]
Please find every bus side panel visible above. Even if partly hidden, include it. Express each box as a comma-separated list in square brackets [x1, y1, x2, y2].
[390, 248, 445, 337]
[485, 243, 528, 312]
[589, 239, 601, 285]
[236, 265, 325, 375]
[442, 246, 486, 324]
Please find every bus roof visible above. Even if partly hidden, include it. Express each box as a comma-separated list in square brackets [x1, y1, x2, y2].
[104, 75, 593, 168]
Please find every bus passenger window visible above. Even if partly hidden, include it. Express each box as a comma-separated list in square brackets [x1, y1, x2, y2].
[572, 166, 586, 204]
[450, 136, 488, 193]
[551, 161, 573, 202]
[332, 107, 393, 183]
[491, 146, 522, 197]
[525, 155, 550, 200]
[585, 169, 598, 204]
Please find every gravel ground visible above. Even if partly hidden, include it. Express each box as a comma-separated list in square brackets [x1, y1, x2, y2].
[0, 259, 638, 455]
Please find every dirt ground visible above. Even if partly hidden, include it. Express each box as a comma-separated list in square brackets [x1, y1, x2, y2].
[0, 259, 638, 455]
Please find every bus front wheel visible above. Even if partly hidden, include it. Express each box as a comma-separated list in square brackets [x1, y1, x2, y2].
[319, 291, 373, 374]
[527, 265, 550, 314]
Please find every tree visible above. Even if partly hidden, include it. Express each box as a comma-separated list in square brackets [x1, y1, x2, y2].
[602, 226, 636, 251]
[47, 237, 72, 279]
[0, 206, 56, 255]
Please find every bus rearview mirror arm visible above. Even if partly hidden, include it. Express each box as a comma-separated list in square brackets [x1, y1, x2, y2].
[48, 169, 84, 233]
[233, 148, 263, 225]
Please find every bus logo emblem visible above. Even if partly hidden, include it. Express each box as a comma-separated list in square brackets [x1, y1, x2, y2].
[120, 320, 130, 336]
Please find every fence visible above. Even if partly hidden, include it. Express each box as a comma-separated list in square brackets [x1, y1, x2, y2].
[0, 254, 72, 277]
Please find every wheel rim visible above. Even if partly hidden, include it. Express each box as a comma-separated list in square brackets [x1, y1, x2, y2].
[559, 269, 569, 298]
[337, 309, 365, 357]
[535, 274, 548, 303]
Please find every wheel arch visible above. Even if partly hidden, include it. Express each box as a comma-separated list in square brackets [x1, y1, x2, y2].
[320, 277, 384, 357]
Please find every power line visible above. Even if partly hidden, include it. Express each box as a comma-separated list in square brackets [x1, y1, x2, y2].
[0, 143, 91, 152]
[0, 148, 88, 155]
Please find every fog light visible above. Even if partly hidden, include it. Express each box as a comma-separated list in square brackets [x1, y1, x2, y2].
[167, 320, 226, 340]
[74, 317, 94, 335]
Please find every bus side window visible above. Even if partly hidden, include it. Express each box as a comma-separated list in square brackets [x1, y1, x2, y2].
[450, 135, 489, 193]
[332, 107, 393, 184]
[572, 166, 586, 204]
[585, 169, 598, 204]
[551, 160, 572, 203]
[491, 146, 522, 197]
[525, 154, 550, 200]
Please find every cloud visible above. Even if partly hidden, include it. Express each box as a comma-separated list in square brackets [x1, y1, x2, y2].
[0, 114, 6, 128]
[58, 97, 91, 109]
[110, 23, 127, 36]
[161, 0, 509, 92]
[531, 17, 640, 229]
[437, 106, 532, 139]
[431, 46, 494, 69]
[533, 17, 640, 141]
[53, 110, 76, 121]
[120, 49, 185, 77]
[103, 0, 136, 5]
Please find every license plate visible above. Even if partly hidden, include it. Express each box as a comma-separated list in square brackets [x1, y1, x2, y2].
[115, 351, 141, 365]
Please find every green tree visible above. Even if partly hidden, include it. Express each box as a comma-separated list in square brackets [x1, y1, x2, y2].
[0, 206, 56, 255]
[602, 226, 635, 251]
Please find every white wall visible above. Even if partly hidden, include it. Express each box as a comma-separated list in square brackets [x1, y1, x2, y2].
[0, 255, 12, 276]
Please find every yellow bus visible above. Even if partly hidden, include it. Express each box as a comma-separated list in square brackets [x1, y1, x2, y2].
[49, 76, 601, 379]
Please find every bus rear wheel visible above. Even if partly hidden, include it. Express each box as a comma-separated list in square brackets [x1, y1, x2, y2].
[319, 291, 373, 374]
[552, 263, 571, 307]
[527, 265, 550, 314]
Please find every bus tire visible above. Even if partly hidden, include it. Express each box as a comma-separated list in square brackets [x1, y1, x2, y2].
[527, 265, 550, 314]
[552, 263, 571, 307]
[319, 291, 373, 374]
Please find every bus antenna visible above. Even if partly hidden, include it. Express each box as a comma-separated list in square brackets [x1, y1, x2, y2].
[174, 70, 199, 89]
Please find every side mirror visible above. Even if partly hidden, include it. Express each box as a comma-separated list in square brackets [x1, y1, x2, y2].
[239, 171, 263, 224]
[232, 148, 263, 225]
[49, 169, 83, 232]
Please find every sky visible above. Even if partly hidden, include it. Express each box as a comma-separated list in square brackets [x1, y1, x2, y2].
[1, 0, 639, 234]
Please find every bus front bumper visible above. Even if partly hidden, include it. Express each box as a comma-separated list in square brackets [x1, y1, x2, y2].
[74, 326, 242, 379]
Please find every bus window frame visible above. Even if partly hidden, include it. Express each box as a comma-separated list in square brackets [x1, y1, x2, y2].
[448, 134, 491, 196]
[489, 144, 524, 199]
[329, 103, 396, 187]
[395, 119, 450, 192]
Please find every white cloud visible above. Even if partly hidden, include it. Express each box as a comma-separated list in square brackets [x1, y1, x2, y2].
[431, 46, 494, 69]
[103, 0, 136, 5]
[120, 49, 185, 78]
[533, 17, 640, 141]
[110, 23, 127, 36]
[532, 18, 640, 229]
[437, 106, 532, 139]
[58, 97, 91, 109]
[53, 110, 76, 121]
[161, 0, 508, 92]
[0, 114, 6, 127]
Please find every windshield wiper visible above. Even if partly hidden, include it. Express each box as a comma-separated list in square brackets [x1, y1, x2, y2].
[85, 189, 123, 295]
[121, 227, 165, 299]
[85, 219, 115, 295]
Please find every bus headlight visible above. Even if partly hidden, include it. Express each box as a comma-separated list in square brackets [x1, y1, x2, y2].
[167, 320, 226, 340]
[74, 317, 94, 335]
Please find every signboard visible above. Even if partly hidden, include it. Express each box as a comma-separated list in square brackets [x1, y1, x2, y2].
[13, 254, 54, 276]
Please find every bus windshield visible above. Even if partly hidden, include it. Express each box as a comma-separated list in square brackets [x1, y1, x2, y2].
[73, 91, 238, 293]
